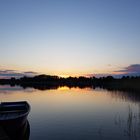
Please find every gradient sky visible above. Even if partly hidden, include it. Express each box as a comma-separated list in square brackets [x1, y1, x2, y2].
[0, 0, 140, 77]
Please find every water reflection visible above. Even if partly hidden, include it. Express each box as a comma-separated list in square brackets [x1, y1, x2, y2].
[115, 105, 140, 140]
[108, 90, 140, 103]
[0, 86, 140, 140]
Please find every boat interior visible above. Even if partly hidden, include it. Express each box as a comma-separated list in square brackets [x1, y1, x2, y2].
[0, 101, 29, 120]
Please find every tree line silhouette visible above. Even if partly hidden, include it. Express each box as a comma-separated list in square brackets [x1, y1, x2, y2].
[0, 75, 140, 92]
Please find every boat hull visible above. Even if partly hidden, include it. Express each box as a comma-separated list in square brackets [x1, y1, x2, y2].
[0, 101, 30, 140]
[0, 120, 30, 140]
[0, 112, 29, 129]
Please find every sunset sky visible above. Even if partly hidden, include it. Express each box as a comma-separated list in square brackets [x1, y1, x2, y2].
[0, 0, 140, 78]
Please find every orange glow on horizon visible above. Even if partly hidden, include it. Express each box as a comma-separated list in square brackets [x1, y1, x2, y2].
[57, 86, 70, 91]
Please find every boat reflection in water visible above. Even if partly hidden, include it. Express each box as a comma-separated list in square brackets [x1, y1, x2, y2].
[0, 101, 30, 140]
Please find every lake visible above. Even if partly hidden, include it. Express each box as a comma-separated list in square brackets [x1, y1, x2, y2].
[0, 85, 140, 140]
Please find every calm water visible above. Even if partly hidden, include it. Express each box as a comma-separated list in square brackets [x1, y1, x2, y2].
[0, 86, 140, 140]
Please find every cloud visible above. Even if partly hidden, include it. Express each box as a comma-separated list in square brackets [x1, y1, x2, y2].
[115, 64, 140, 74]
[0, 70, 38, 79]
[86, 73, 111, 78]
[86, 64, 140, 78]
[23, 71, 38, 75]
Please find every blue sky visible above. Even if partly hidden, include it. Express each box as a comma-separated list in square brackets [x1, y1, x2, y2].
[0, 0, 140, 77]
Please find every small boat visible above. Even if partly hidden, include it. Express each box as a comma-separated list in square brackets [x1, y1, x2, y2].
[0, 101, 30, 129]
[0, 101, 30, 140]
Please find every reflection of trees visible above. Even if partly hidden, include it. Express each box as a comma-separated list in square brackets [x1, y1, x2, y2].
[0, 75, 140, 93]
[109, 90, 140, 103]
